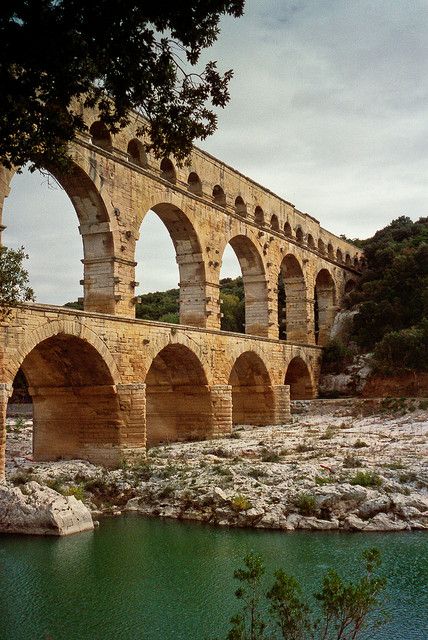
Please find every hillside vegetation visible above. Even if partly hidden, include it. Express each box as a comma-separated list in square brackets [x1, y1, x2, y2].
[349, 216, 428, 374]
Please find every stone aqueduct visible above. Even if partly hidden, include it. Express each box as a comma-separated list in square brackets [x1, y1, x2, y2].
[0, 108, 361, 478]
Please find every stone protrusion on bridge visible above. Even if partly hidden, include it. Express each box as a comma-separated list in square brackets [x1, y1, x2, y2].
[0, 384, 12, 481]
[116, 383, 147, 462]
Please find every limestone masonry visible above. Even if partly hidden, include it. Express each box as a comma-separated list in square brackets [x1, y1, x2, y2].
[0, 107, 361, 477]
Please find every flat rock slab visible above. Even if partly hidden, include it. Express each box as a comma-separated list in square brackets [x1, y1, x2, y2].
[0, 481, 93, 536]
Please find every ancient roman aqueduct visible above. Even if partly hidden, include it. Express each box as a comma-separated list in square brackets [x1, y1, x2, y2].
[0, 107, 361, 478]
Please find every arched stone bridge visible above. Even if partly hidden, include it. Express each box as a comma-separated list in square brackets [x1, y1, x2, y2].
[0, 107, 361, 477]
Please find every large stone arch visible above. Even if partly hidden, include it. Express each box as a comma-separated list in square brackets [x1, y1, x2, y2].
[138, 202, 207, 327]
[314, 268, 336, 346]
[10, 330, 123, 466]
[278, 254, 308, 342]
[6, 319, 120, 385]
[220, 235, 269, 337]
[228, 351, 275, 425]
[284, 356, 315, 400]
[145, 343, 212, 445]
[0, 157, 118, 314]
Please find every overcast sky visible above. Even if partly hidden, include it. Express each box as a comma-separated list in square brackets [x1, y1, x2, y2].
[4, 0, 428, 304]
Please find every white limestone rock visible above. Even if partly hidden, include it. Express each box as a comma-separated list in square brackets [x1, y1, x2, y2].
[364, 513, 409, 531]
[0, 481, 93, 536]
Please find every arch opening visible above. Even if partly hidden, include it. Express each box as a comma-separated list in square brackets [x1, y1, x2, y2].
[254, 206, 264, 226]
[2, 164, 115, 313]
[336, 248, 343, 263]
[318, 238, 326, 254]
[160, 158, 176, 184]
[235, 196, 247, 217]
[270, 214, 279, 231]
[136, 203, 206, 327]
[284, 357, 314, 400]
[296, 227, 304, 244]
[314, 269, 336, 346]
[213, 184, 226, 207]
[277, 254, 308, 342]
[13, 334, 121, 465]
[228, 352, 274, 425]
[187, 172, 202, 196]
[145, 344, 211, 446]
[89, 121, 113, 151]
[284, 221, 292, 238]
[127, 139, 148, 167]
[307, 234, 316, 250]
[327, 243, 334, 259]
[220, 236, 269, 336]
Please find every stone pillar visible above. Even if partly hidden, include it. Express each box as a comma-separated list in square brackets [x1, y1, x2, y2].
[209, 384, 232, 437]
[116, 383, 147, 462]
[176, 253, 208, 327]
[244, 274, 270, 337]
[285, 277, 310, 343]
[0, 383, 12, 481]
[271, 384, 292, 424]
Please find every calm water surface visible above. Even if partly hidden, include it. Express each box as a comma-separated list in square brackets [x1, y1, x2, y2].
[0, 516, 427, 640]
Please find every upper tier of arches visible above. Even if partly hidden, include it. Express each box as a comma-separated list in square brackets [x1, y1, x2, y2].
[83, 115, 363, 270]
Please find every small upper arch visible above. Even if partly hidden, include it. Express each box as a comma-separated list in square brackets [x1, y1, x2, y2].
[235, 196, 247, 217]
[345, 253, 352, 266]
[213, 184, 226, 207]
[327, 242, 334, 259]
[295, 226, 304, 244]
[127, 138, 148, 167]
[254, 206, 264, 226]
[284, 221, 293, 237]
[187, 172, 203, 196]
[270, 214, 279, 231]
[160, 158, 176, 184]
[318, 238, 326, 254]
[336, 248, 343, 263]
[307, 233, 316, 250]
[89, 121, 113, 151]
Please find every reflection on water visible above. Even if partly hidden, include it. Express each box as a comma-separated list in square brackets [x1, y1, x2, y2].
[0, 516, 427, 640]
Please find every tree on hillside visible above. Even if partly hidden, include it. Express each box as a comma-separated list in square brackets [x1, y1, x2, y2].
[0, 1, 245, 172]
[348, 216, 428, 373]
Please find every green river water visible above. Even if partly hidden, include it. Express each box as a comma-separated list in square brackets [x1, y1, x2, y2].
[0, 516, 427, 640]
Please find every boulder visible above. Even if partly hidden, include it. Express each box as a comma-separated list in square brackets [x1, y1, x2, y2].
[364, 513, 409, 531]
[343, 513, 366, 531]
[297, 516, 339, 530]
[0, 482, 93, 536]
[358, 495, 391, 518]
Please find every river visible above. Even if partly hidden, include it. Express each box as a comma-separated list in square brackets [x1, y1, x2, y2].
[0, 516, 427, 639]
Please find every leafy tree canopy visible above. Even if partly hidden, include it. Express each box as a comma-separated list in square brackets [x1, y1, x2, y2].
[348, 216, 428, 373]
[0, 0, 245, 171]
[0, 245, 34, 318]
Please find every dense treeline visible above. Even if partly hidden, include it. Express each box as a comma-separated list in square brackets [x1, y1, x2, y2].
[349, 216, 428, 374]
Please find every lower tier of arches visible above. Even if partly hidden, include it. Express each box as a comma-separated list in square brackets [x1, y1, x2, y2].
[0, 306, 320, 478]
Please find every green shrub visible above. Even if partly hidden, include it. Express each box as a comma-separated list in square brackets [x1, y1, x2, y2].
[354, 439, 368, 448]
[343, 454, 363, 468]
[230, 494, 252, 512]
[315, 475, 331, 486]
[320, 425, 336, 440]
[321, 338, 351, 374]
[295, 492, 317, 516]
[261, 449, 281, 463]
[65, 485, 85, 501]
[350, 471, 382, 487]
[373, 321, 428, 375]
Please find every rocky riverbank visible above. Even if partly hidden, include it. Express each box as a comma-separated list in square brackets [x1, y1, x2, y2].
[4, 399, 428, 533]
